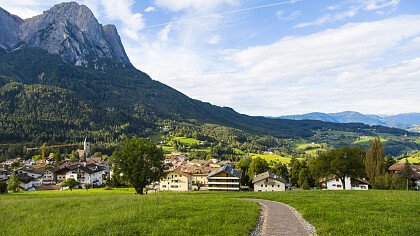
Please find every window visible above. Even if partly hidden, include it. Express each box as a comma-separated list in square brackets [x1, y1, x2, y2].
[337, 185, 342, 188]
[278, 185, 280, 188]
[261, 184, 263, 187]
[265, 185, 267, 187]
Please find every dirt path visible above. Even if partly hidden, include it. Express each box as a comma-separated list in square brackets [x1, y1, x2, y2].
[249, 199, 317, 236]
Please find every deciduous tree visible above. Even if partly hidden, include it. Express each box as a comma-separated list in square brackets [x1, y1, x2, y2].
[248, 157, 269, 180]
[312, 147, 365, 190]
[112, 138, 165, 194]
[62, 178, 79, 191]
[7, 174, 20, 192]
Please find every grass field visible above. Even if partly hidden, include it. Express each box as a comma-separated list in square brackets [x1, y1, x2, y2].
[353, 136, 387, 144]
[250, 153, 294, 164]
[1, 190, 419, 236]
[296, 143, 326, 155]
[0, 189, 259, 236]
[173, 137, 201, 145]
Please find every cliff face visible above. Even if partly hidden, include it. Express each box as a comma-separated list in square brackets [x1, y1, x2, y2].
[0, 2, 131, 66]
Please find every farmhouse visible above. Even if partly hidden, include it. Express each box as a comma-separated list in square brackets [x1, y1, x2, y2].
[253, 171, 287, 192]
[320, 176, 370, 190]
[159, 169, 192, 191]
[389, 163, 420, 190]
[207, 165, 241, 191]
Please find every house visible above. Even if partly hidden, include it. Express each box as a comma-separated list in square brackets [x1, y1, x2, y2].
[253, 171, 287, 192]
[64, 164, 106, 186]
[207, 165, 241, 191]
[38, 167, 59, 184]
[389, 163, 420, 190]
[17, 166, 43, 179]
[11, 174, 42, 191]
[320, 176, 370, 190]
[159, 169, 192, 191]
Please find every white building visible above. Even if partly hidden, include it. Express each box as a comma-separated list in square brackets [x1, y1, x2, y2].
[321, 176, 370, 190]
[207, 165, 241, 191]
[64, 164, 105, 186]
[159, 169, 192, 191]
[253, 171, 287, 192]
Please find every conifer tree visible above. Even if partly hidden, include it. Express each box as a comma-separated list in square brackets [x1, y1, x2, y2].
[365, 138, 385, 188]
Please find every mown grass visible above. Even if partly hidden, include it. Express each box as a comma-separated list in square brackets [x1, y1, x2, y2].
[173, 137, 201, 145]
[353, 136, 387, 144]
[0, 189, 259, 236]
[1, 190, 419, 236]
[296, 143, 326, 155]
[250, 153, 293, 164]
[245, 190, 420, 236]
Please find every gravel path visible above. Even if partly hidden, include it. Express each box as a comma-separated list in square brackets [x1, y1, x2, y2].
[248, 199, 317, 236]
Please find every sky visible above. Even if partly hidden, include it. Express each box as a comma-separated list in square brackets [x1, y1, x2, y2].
[1, 0, 420, 116]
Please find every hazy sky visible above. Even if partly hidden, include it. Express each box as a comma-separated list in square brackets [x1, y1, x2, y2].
[1, 0, 420, 116]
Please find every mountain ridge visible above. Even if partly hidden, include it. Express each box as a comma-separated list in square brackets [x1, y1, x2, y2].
[275, 111, 420, 130]
[0, 2, 130, 66]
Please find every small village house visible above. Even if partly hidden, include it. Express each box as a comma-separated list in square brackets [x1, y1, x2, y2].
[320, 176, 370, 190]
[207, 165, 241, 191]
[253, 171, 287, 192]
[389, 163, 420, 190]
[159, 169, 192, 191]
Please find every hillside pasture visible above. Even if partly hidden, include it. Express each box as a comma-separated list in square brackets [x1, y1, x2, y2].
[250, 153, 294, 164]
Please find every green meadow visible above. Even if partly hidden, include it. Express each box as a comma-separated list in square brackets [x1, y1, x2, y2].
[1, 190, 419, 236]
[250, 153, 294, 164]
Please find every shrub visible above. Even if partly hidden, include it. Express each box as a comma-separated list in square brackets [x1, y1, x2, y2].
[0, 182, 7, 194]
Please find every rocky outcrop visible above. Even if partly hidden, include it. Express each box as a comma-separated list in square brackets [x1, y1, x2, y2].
[0, 8, 23, 50]
[0, 2, 131, 66]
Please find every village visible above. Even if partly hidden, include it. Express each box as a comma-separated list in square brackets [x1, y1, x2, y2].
[1, 138, 418, 193]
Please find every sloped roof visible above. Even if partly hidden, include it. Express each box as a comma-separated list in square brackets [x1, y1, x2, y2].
[252, 171, 287, 184]
[208, 165, 242, 178]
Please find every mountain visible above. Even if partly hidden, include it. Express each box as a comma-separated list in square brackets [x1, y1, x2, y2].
[0, 2, 413, 145]
[0, 2, 130, 66]
[277, 111, 420, 130]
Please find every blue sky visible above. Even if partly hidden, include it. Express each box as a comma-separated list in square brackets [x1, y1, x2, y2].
[1, 0, 420, 116]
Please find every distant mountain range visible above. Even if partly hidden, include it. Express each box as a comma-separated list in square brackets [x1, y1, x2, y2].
[273, 111, 420, 130]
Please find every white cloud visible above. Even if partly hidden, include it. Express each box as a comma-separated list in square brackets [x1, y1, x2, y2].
[296, 0, 401, 28]
[144, 6, 155, 13]
[207, 35, 221, 45]
[135, 15, 420, 116]
[276, 10, 301, 21]
[101, 0, 144, 41]
[155, 0, 237, 12]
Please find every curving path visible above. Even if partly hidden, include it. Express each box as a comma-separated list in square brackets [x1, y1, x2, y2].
[249, 199, 317, 236]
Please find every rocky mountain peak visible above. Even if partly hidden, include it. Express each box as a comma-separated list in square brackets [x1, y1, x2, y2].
[0, 2, 131, 66]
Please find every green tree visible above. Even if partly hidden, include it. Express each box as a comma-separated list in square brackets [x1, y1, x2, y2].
[312, 147, 365, 190]
[248, 157, 269, 180]
[237, 157, 252, 186]
[0, 181, 7, 194]
[298, 167, 313, 189]
[289, 158, 302, 187]
[270, 162, 289, 182]
[365, 138, 385, 188]
[111, 138, 165, 194]
[32, 155, 41, 161]
[7, 174, 20, 192]
[62, 178, 79, 191]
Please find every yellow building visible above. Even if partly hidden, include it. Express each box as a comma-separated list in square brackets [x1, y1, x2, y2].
[160, 169, 192, 191]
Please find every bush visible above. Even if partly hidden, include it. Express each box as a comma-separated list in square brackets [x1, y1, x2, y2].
[0, 182, 7, 194]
